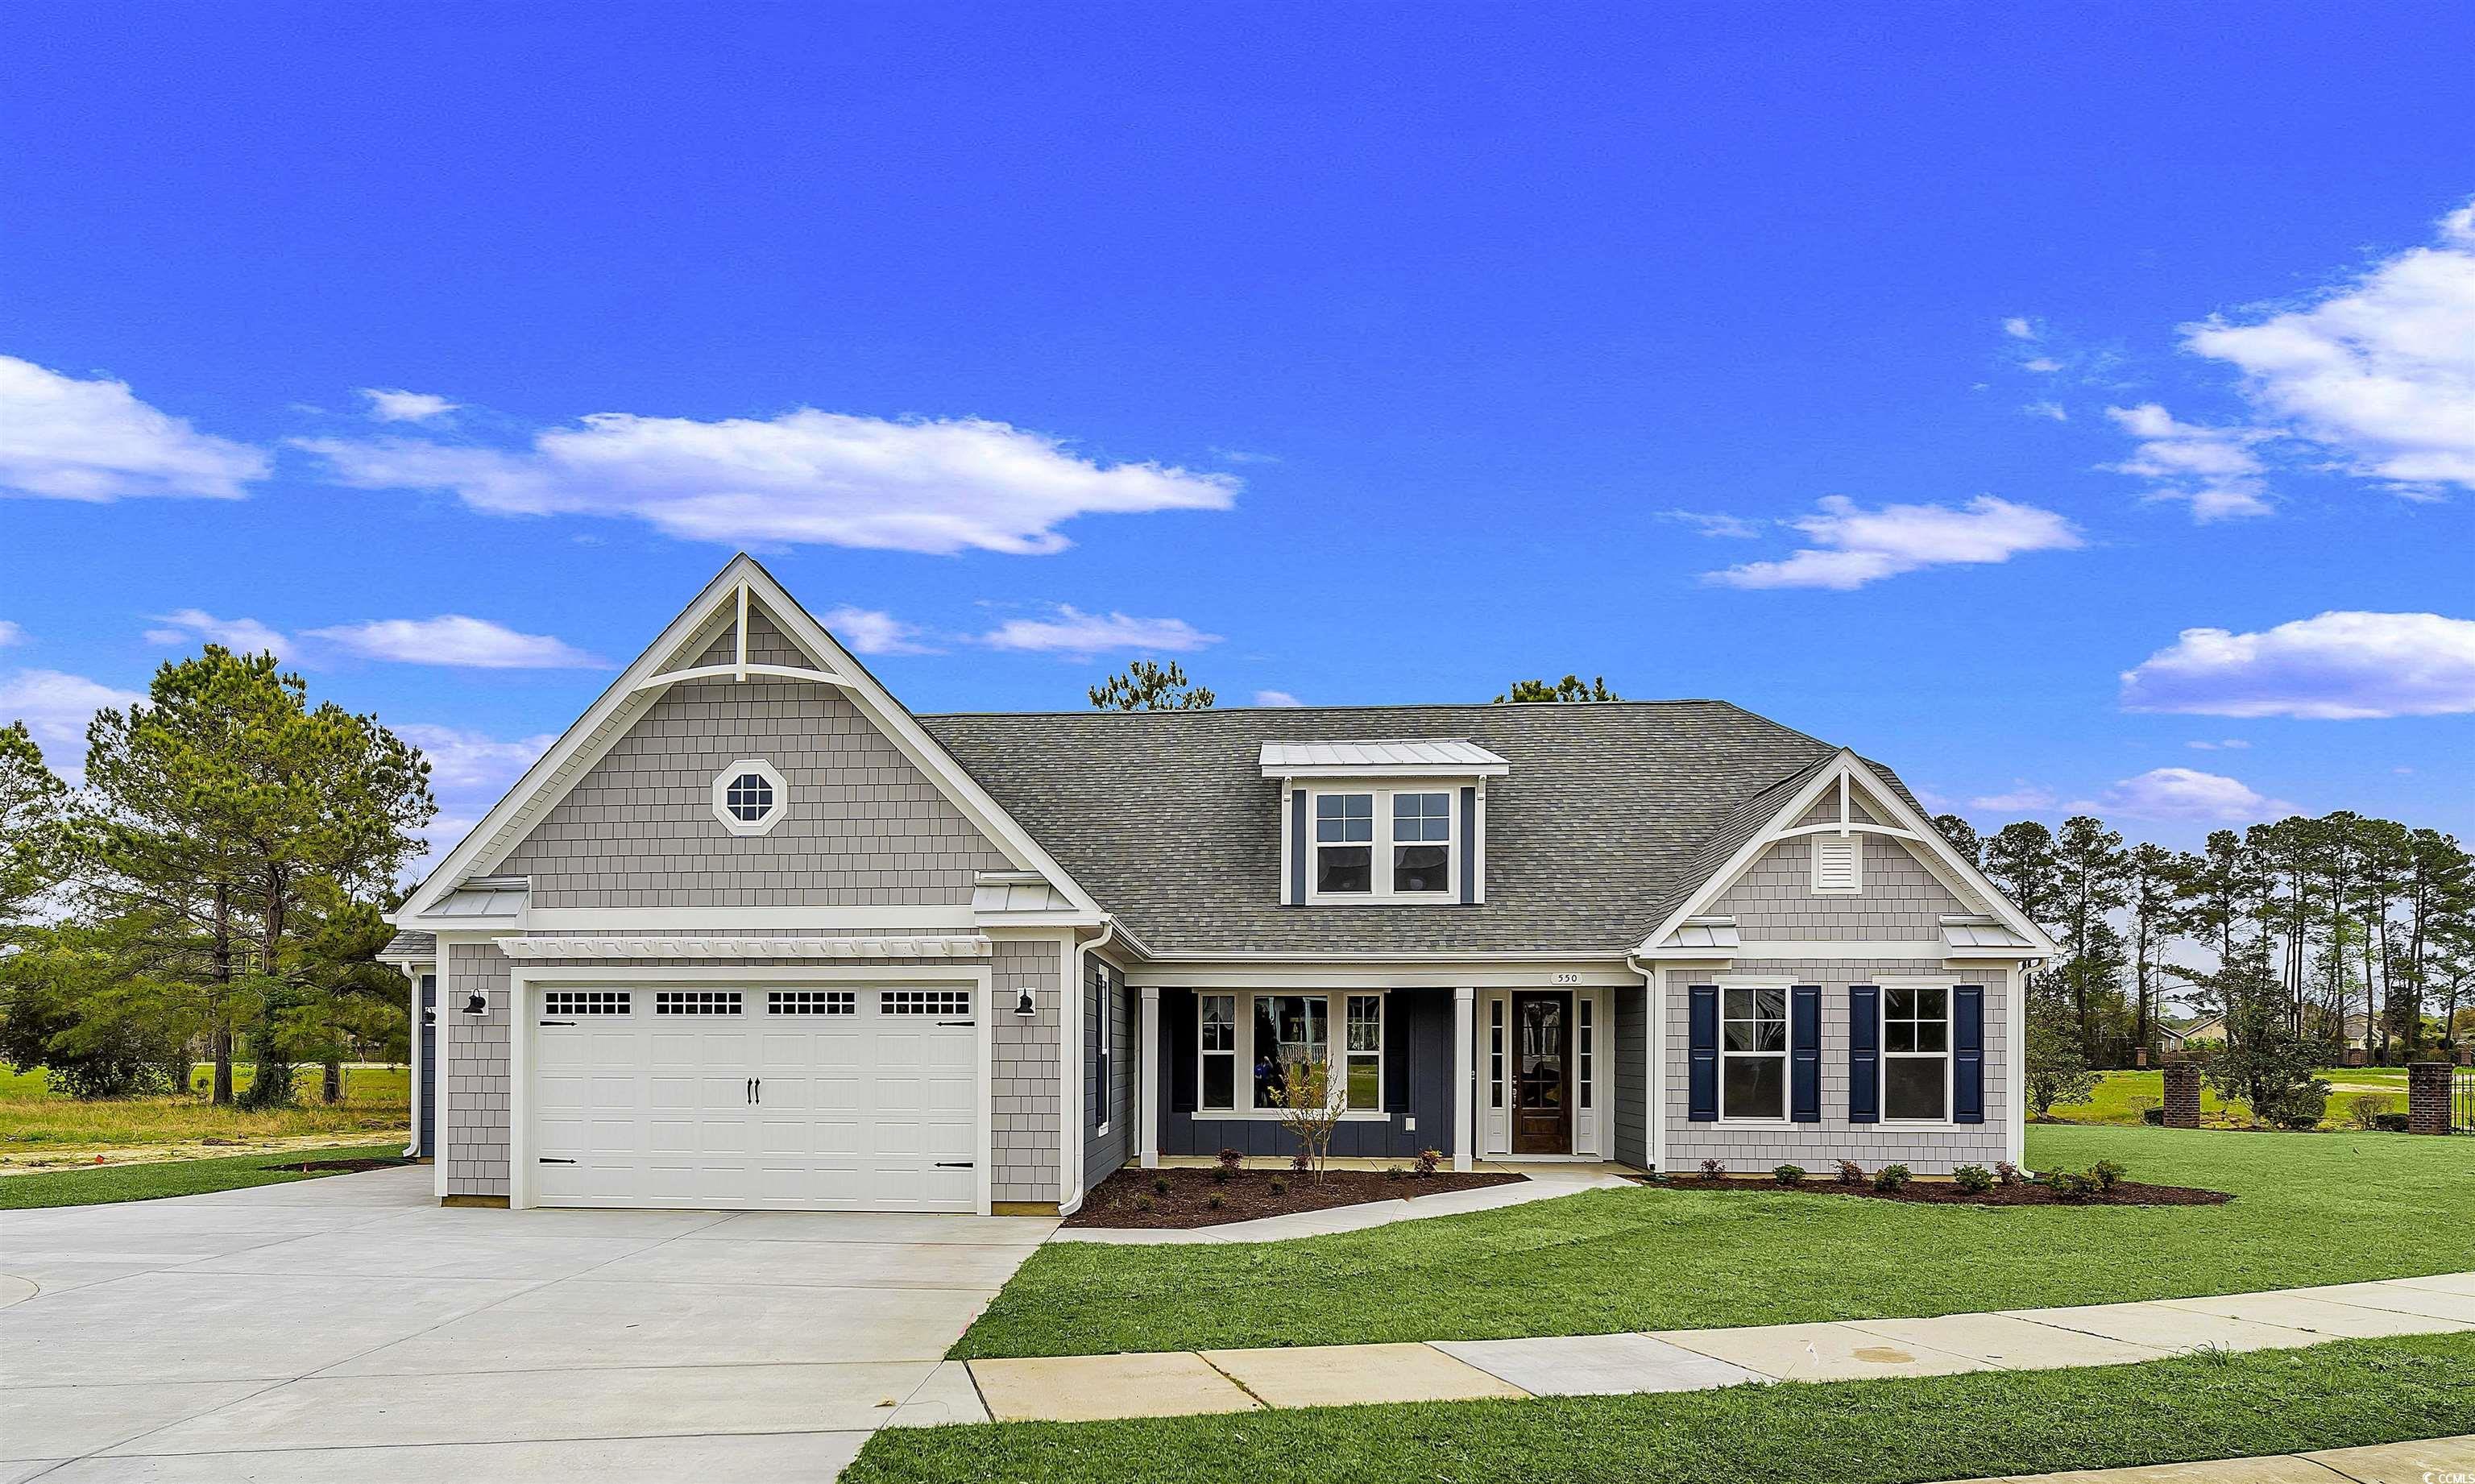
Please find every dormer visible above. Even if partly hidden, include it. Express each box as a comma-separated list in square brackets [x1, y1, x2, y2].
[1260, 739, 1508, 906]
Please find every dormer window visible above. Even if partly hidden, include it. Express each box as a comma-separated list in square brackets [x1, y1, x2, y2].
[1391, 792, 1451, 892]
[1264, 739, 1507, 906]
[1314, 793, 1375, 893]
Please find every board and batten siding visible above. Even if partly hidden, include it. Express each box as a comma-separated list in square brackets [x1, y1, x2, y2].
[1152, 988, 1454, 1161]
[1081, 954, 1135, 1190]
[1611, 984, 1648, 1168]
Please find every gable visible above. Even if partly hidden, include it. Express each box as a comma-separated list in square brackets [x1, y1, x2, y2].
[1705, 831, 1966, 940]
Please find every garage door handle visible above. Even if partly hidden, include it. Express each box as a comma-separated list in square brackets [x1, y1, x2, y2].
[753, 1077, 761, 1104]
[935, 1161, 974, 1168]
[539, 1020, 576, 1027]
[538, 1158, 576, 1165]
[939, 1020, 974, 1027]
[745, 1077, 754, 1104]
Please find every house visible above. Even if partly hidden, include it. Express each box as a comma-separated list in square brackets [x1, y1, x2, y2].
[379, 556, 2055, 1214]
[2172, 1013, 2226, 1049]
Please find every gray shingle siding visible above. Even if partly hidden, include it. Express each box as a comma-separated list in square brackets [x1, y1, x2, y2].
[442, 943, 512, 1198]
[1707, 833, 1965, 939]
[990, 936, 1063, 1205]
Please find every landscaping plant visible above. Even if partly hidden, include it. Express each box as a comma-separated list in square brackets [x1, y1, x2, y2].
[2348, 1093, 2394, 1130]
[1700, 1158, 1727, 1181]
[1271, 1059, 1339, 1180]
[1872, 1163, 1912, 1192]
[1995, 1161, 2024, 1185]
[1414, 1147, 1441, 1177]
[1953, 1163, 1995, 1194]
[2090, 1159, 2127, 1193]
[1772, 1164, 1804, 1186]
[1834, 1159, 1864, 1185]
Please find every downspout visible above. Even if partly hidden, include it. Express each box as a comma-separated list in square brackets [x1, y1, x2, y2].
[1059, 915, 1119, 1217]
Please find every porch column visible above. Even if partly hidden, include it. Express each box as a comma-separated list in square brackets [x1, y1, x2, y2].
[1138, 985, 1161, 1169]
[1453, 985, 1475, 1171]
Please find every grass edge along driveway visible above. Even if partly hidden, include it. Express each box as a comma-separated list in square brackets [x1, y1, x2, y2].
[850, 1332, 2475, 1484]
[958, 1125, 2475, 1359]
[0, 1143, 411, 1210]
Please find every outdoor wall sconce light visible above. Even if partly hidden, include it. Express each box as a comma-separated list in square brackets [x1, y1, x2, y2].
[462, 992, 489, 1015]
[1013, 986, 1037, 1017]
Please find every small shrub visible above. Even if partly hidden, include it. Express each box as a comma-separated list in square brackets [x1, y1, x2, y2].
[1700, 1158, 1727, 1181]
[1206, 1193, 1225, 1211]
[1268, 1178, 1287, 1196]
[1834, 1159, 1865, 1186]
[1772, 1164, 1805, 1186]
[1152, 1176, 1170, 1196]
[1994, 1161, 2023, 1186]
[2260, 1082, 2329, 1130]
[1291, 1149, 1312, 1173]
[2140, 1106, 2166, 1125]
[1414, 1148, 1442, 1178]
[2348, 1093, 2395, 1130]
[1952, 1163, 1995, 1194]
[1383, 1165, 1407, 1181]
[1217, 1146, 1243, 1173]
[1872, 1163, 1911, 1193]
[1134, 1194, 1155, 1212]
[2089, 1159, 2127, 1193]
[2372, 1111, 2411, 1132]
[2044, 1170, 2096, 1202]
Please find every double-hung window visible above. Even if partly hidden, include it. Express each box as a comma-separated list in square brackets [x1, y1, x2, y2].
[1199, 994, 1238, 1111]
[1252, 994, 1329, 1107]
[1721, 986, 1787, 1120]
[1093, 964, 1114, 1134]
[1884, 986, 1950, 1121]
[1344, 994, 1383, 1110]
[1315, 794, 1374, 893]
[1311, 788, 1453, 900]
[1391, 792, 1450, 893]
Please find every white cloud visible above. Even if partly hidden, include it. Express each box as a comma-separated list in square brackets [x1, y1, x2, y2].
[2180, 198, 2475, 495]
[1253, 690, 1303, 707]
[0, 621, 23, 649]
[2100, 767, 2292, 823]
[2104, 403, 2272, 520]
[303, 616, 605, 669]
[1659, 509, 1764, 539]
[297, 408, 1238, 555]
[392, 723, 554, 794]
[359, 388, 459, 423]
[2024, 400, 2069, 422]
[0, 354, 269, 502]
[2186, 738, 2249, 751]
[0, 668, 144, 783]
[2121, 611, 2475, 719]
[408, 814, 481, 880]
[817, 605, 934, 657]
[976, 606, 1221, 655]
[1706, 495, 2083, 591]
[1968, 783, 2059, 812]
[2003, 317, 2038, 341]
[2021, 357, 2062, 373]
[143, 609, 290, 657]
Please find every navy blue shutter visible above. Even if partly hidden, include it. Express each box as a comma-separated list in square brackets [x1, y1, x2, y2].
[1458, 786, 1477, 904]
[1953, 984, 1985, 1124]
[1848, 984, 1880, 1123]
[1287, 790, 1307, 904]
[1789, 985, 1822, 1122]
[1687, 985, 1719, 1121]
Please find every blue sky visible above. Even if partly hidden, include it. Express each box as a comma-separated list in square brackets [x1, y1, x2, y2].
[3, 5, 2471, 866]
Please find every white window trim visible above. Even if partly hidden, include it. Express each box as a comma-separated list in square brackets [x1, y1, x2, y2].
[1880, 981, 1959, 1126]
[1717, 980, 1792, 1125]
[1188, 990, 1389, 1119]
[711, 758, 789, 836]
[1196, 992, 1239, 1114]
[1811, 833, 1862, 895]
[1094, 964, 1113, 1137]
[1304, 783, 1459, 905]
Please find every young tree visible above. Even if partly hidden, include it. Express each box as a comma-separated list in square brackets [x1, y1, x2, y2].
[2052, 816, 2130, 1062]
[2191, 948, 2335, 1129]
[1931, 814, 1982, 868]
[1088, 660, 1215, 711]
[2022, 1017, 2100, 1120]
[2122, 844, 2193, 1061]
[0, 721, 68, 939]
[1495, 675, 1619, 703]
[1271, 1057, 1341, 1181]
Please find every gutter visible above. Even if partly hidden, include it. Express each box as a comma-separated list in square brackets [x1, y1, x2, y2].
[1059, 914, 1120, 1217]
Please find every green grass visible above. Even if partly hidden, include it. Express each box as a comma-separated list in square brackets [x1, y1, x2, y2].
[0, 1064, 408, 1154]
[850, 1333, 2475, 1484]
[0, 1142, 412, 1209]
[2047, 1067, 2415, 1128]
[957, 1125, 2475, 1359]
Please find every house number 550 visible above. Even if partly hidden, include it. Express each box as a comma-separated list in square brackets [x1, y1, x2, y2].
[1550, 972, 1581, 984]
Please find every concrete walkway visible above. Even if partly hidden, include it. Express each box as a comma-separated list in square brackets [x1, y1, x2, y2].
[1945, 1434, 2474, 1482]
[962, 1271, 2475, 1423]
[1051, 1166, 1635, 1245]
[0, 1164, 1055, 1482]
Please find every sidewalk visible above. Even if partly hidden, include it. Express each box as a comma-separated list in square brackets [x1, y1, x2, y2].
[1946, 1434, 2474, 1482]
[1051, 1167, 1635, 1246]
[951, 1271, 2475, 1424]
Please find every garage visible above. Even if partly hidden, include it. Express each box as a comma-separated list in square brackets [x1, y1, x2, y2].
[522, 980, 983, 1212]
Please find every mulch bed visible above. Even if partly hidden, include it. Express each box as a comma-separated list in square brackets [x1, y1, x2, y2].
[272, 1157, 417, 1175]
[1068, 1166, 1525, 1229]
[1653, 1175, 2230, 1206]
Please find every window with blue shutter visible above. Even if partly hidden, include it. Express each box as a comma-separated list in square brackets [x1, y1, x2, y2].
[1789, 984, 1821, 1122]
[1847, 984, 1880, 1123]
[1687, 984, 1718, 1121]
[1954, 984, 1985, 1124]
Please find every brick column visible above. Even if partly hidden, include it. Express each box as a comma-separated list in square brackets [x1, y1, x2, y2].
[2407, 1060, 2452, 1135]
[2162, 1062, 2202, 1129]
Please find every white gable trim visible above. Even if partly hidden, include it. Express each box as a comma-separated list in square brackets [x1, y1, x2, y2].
[1640, 749, 2055, 956]
[399, 555, 1101, 921]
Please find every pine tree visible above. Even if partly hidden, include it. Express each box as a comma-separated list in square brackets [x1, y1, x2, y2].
[1088, 660, 1216, 711]
[0, 722, 68, 939]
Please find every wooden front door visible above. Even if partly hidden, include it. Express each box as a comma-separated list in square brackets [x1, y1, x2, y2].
[1510, 992, 1572, 1154]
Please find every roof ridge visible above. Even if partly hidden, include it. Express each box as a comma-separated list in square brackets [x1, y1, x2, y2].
[917, 698, 1750, 719]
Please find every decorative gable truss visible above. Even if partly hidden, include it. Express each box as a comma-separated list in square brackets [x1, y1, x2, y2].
[1640, 749, 2058, 961]
[392, 554, 1104, 938]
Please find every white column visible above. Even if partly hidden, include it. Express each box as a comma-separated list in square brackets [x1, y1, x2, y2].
[1453, 986, 1476, 1172]
[1138, 985, 1161, 1169]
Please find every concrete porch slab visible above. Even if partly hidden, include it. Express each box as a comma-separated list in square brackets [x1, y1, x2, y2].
[1200, 1341, 1530, 1408]
[970, 1351, 1259, 1423]
[1845, 1312, 2170, 1370]
[1652, 1320, 1996, 1382]
[1434, 1332, 1767, 1396]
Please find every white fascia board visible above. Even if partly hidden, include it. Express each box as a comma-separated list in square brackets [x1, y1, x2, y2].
[523, 906, 975, 931]
[1834, 754, 2058, 955]
[1639, 753, 1851, 951]
[1262, 763, 1510, 780]
[1126, 960, 1637, 989]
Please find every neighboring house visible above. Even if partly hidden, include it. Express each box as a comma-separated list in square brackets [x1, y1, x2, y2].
[2177, 1013, 2226, 1047]
[379, 557, 2055, 1215]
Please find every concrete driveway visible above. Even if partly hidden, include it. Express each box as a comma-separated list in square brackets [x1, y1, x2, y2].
[0, 1165, 1052, 1482]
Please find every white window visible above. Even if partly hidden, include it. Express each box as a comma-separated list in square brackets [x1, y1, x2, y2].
[1577, 996, 1594, 1109]
[711, 758, 788, 836]
[655, 990, 742, 1016]
[1252, 994, 1329, 1108]
[1094, 964, 1113, 1134]
[1308, 786, 1457, 902]
[544, 991, 629, 1016]
[1884, 986, 1951, 1121]
[1721, 986, 1787, 1120]
[767, 990, 853, 1015]
[882, 989, 971, 1017]
[1344, 994, 1383, 1111]
[1812, 835, 1860, 894]
[1489, 997, 1505, 1108]
[1199, 993, 1237, 1111]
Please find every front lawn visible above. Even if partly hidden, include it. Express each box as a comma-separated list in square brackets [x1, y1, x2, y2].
[0, 1142, 414, 1209]
[957, 1125, 2475, 1358]
[2047, 1066, 2418, 1129]
[851, 1333, 2475, 1484]
[0, 1064, 408, 1160]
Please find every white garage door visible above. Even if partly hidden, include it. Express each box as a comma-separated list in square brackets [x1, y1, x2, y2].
[528, 984, 979, 1211]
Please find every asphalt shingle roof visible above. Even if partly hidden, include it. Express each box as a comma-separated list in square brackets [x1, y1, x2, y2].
[917, 700, 1846, 954]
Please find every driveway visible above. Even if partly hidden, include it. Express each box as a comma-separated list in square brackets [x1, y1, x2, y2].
[0, 1166, 1052, 1482]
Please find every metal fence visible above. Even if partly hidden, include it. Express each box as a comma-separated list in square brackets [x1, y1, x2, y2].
[2456, 1066, 2474, 1134]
